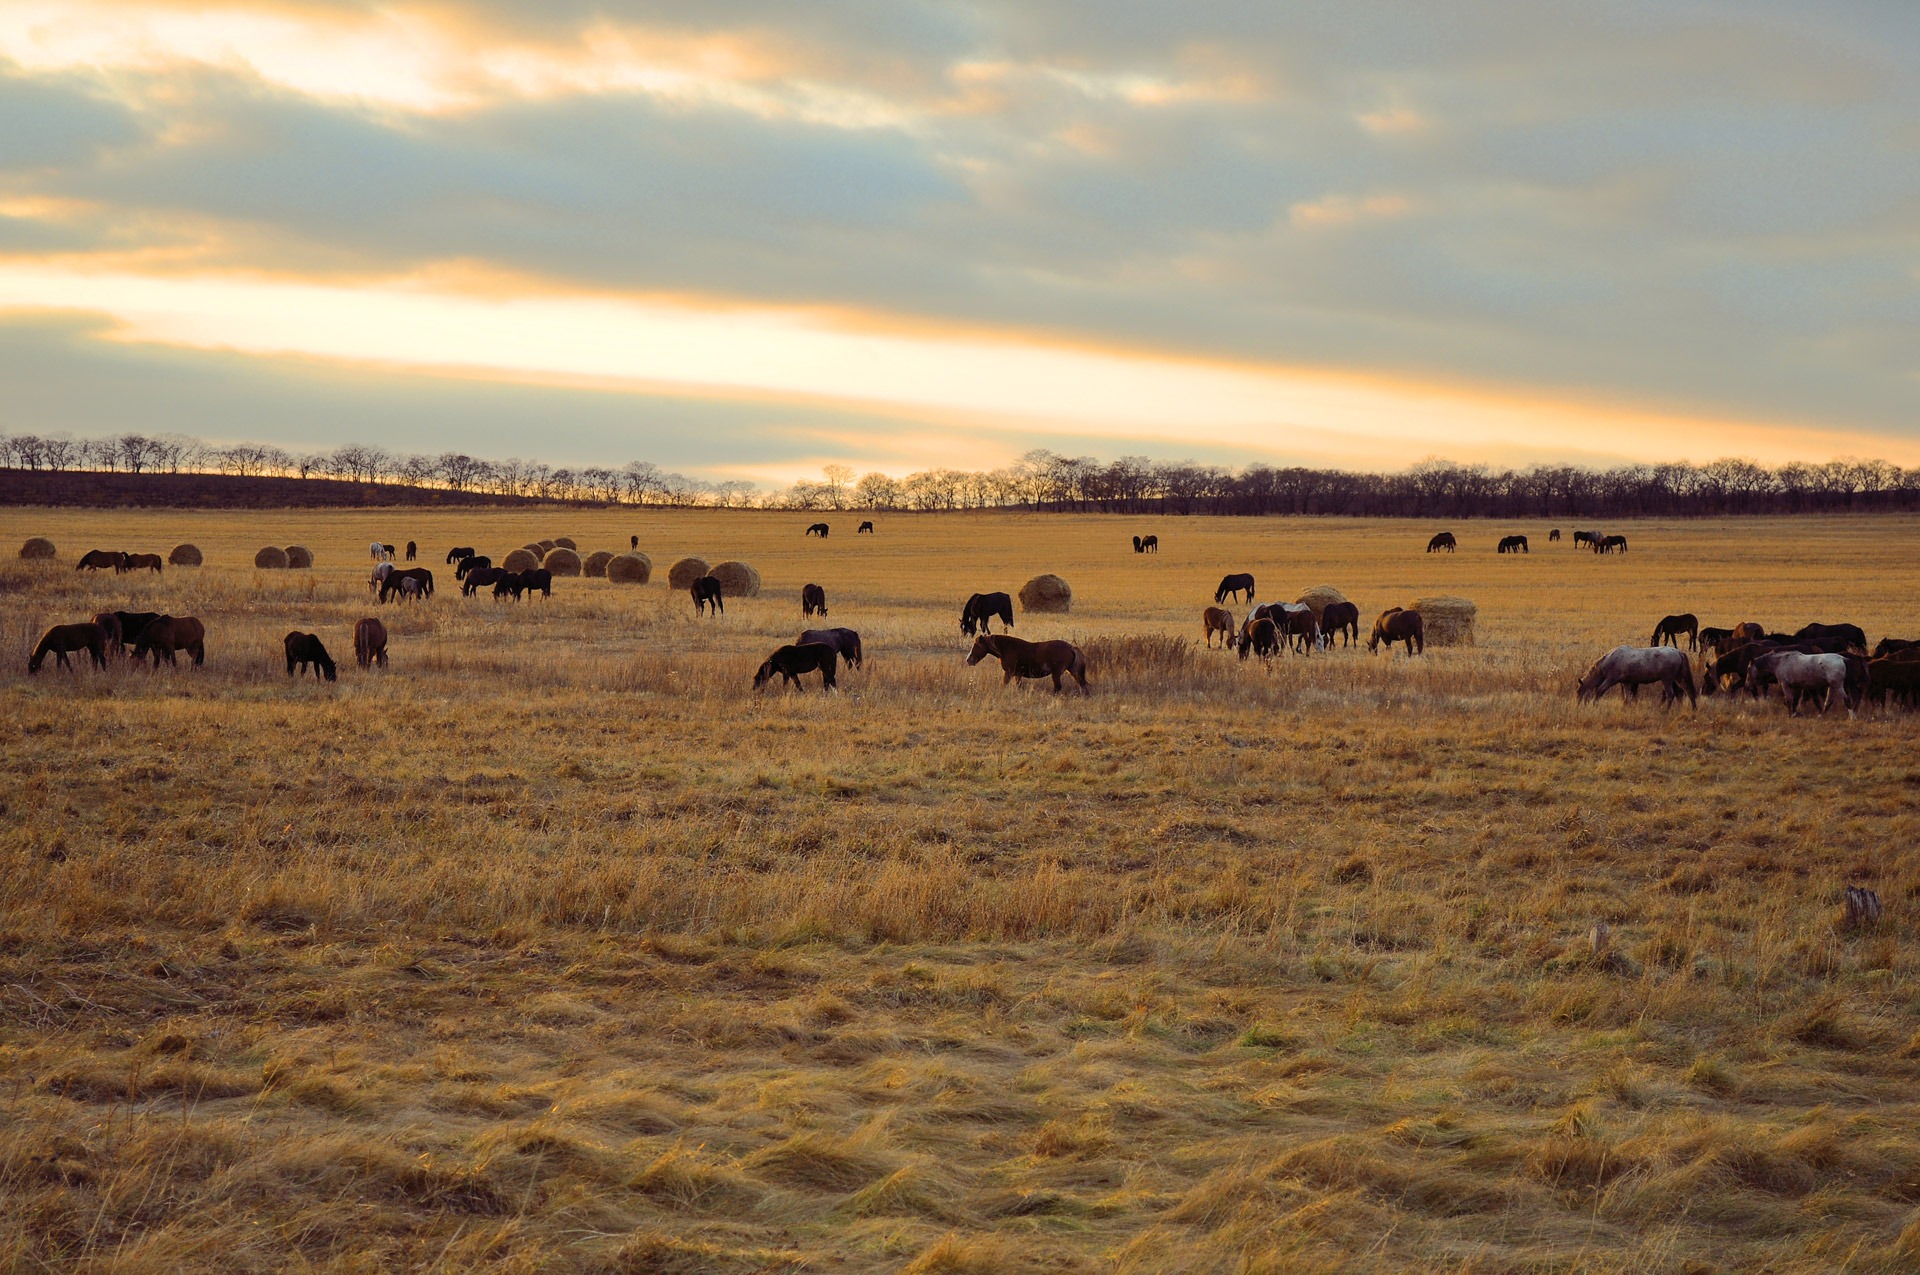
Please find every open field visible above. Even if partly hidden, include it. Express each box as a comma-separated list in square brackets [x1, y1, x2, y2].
[4, 507, 1920, 1273]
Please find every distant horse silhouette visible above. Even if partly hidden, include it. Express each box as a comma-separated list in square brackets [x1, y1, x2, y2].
[1426, 533, 1456, 554]
[1203, 606, 1236, 649]
[381, 544, 395, 561]
[1795, 621, 1866, 653]
[369, 541, 387, 561]
[131, 616, 204, 667]
[631, 535, 639, 550]
[858, 521, 874, 534]
[1496, 535, 1528, 554]
[380, 567, 434, 602]
[802, 583, 828, 616]
[461, 567, 505, 596]
[961, 591, 1014, 636]
[1548, 529, 1561, 542]
[967, 634, 1089, 694]
[1368, 608, 1424, 655]
[354, 617, 388, 668]
[122, 553, 163, 573]
[754, 642, 838, 691]
[798, 627, 862, 670]
[405, 541, 416, 561]
[1237, 616, 1279, 664]
[1133, 534, 1159, 554]
[521, 568, 552, 599]
[455, 555, 491, 579]
[1573, 530, 1603, 549]
[29, 622, 106, 673]
[445, 546, 475, 565]
[1576, 646, 1696, 708]
[1321, 601, 1361, 647]
[1868, 658, 1920, 709]
[76, 549, 123, 572]
[1651, 613, 1698, 650]
[1596, 535, 1628, 554]
[805, 522, 830, 538]
[284, 631, 337, 681]
[1215, 573, 1256, 604]
[692, 575, 724, 616]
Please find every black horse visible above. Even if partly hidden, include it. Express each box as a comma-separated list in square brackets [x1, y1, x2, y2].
[455, 555, 492, 579]
[960, 591, 1014, 636]
[405, 540, 416, 561]
[1651, 613, 1699, 650]
[1573, 530, 1602, 549]
[283, 631, 337, 682]
[1321, 601, 1361, 647]
[1214, 573, 1256, 604]
[446, 546, 475, 565]
[379, 567, 434, 602]
[805, 522, 830, 538]
[798, 627, 862, 670]
[1548, 529, 1561, 542]
[1237, 617, 1279, 663]
[114, 611, 162, 650]
[1796, 621, 1867, 652]
[461, 567, 505, 596]
[802, 583, 828, 616]
[1132, 534, 1160, 554]
[858, 521, 875, 534]
[692, 575, 724, 616]
[492, 572, 526, 602]
[631, 535, 640, 549]
[1426, 532, 1456, 554]
[522, 568, 552, 599]
[1596, 535, 1628, 554]
[1496, 535, 1528, 554]
[754, 642, 838, 691]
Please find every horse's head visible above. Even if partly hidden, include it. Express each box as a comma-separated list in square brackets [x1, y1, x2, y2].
[960, 610, 977, 637]
[965, 636, 993, 666]
[752, 659, 775, 689]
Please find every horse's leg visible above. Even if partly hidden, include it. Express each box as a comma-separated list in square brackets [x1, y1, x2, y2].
[1050, 670, 1063, 692]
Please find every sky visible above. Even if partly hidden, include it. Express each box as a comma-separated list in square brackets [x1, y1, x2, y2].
[0, 1, 1916, 483]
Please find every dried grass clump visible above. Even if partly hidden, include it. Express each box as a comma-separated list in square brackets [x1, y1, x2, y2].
[19, 537, 55, 560]
[501, 548, 540, 572]
[667, 557, 710, 589]
[254, 546, 289, 569]
[710, 560, 761, 597]
[1019, 573, 1072, 613]
[284, 545, 314, 569]
[542, 547, 582, 576]
[1413, 595, 1477, 646]
[606, 553, 652, 584]
[1081, 634, 1190, 679]
[583, 550, 614, 577]
[168, 543, 203, 566]
[1295, 585, 1349, 621]
[553, 536, 577, 550]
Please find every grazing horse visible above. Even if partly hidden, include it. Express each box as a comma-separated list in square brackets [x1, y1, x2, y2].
[1795, 622, 1866, 653]
[1202, 606, 1236, 649]
[1701, 640, 1838, 696]
[805, 522, 830, 538]
[122, 553, 162, 573]
[492, 572, 527, 602]
[1426, 533, 1456, 554]
[1868, 659, 1920, 709]
[631, 535, 640, 550]
[802, 583, 828, 617]
[1873, 637, 1920, 660]
[798, 627, 862, 670]
[960, 591, 1014, 636]
[461, 567, 505, 596]
[380, 567, 434, 602]
[858, 521, 875, 534]
[382, 543, 395, 561]
[114, 612, 161, 650]
[29, 622, 106, 673]
[1596, 535, 1628, 554]
[1576, 646, 1696, 708]
[692, 575, 724, 616]
[1573, 530, 1603, 549]
[967, 634, 1089, 694]
[1237, 617, 1279, 664]
[284, 631, 337, 682]
[405, 540, 416, 561]
[395, 577, 424, 602]
[445, 546, 475, 565]
[1368, 608, 1425, 655]
[455, 555, 491, 580]
[1749, 650, 1853, 716]
[1651, 613, 1699, 651]
[1548, 529, 1562, 542]
[1133, 534, 1159, 554]
[370, 562, 393, 593]
[354, 617, 388, 668]
[1215, 573, 1256, 604]
[753, 642, 838, 691]
[90, 611, 123, 654]
[131, 616, 204, 667]
[369, 541, 386, 561]
[521, 568, 552, 599]
[1268, 604, 1320, 653]
[1321, 601, 1361, 647]
[1698, 626, 1736, 655]
[1132, 535, 1143, 553]
[1496, 535, 1528, 554]
[76, 549, 124, 572]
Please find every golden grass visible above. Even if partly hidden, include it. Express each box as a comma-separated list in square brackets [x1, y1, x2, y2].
[2, 507, 1919, 1272]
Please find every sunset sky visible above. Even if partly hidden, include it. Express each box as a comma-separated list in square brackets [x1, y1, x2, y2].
[1, 2, 1915, 482]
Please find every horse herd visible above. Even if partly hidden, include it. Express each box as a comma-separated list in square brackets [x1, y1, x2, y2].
[1427, 530, 1626, 554]
[1578, 617, 1920, 716]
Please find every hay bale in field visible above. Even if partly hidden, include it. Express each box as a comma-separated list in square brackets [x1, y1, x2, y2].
[536, 539, 556, 553]
[19, 537, 55, 560]
[542, 547, 582, 576]
[553, 536, 577, 550]
[254, 545, 289, 569]
[709, 560, 761, 597]
[168, 543, 202, 566]
[667, 557, 710, 589]
[1294, 585, 1349, 622]
[521, 543, 546, 558]
[501, 548, 540, 572]
[606, 552, 652, 584]
[1019, 573, 1072, 613]
[1412, 595, 1477, 646]
[284, 545, 314, 568]
[583, 550, 614, 577]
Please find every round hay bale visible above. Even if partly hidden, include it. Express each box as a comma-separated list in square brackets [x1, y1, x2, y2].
[18, 537, 55, 560]
[606, 552, 652, 584]
[667, 557, 710, 590]
[1019, 573, 1072, 614]
[284, 545, 314, 569]
[254, 546, 289, 569]
[542, 547, 582, 576]
[168, 543, 203, 567]
[536, 539, 556, 553]
[553, 536, 577, 551]
[501, 548, 540, 573]
[1294, 585, 1349, 622]
[582, 550, 614, 578]
[709, 560, 761, 597]
[1412, 595, 1477, 646]
[521, 543, 546, 558]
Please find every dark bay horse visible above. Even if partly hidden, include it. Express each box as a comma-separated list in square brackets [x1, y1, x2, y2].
[858, 521, 875, 534]
[754, 642, 838, 691]
[493, 572, 527, 602]
[1596, 535, 1628, 554]
[1321, 601, 1361, 647]
[29, 622, 106, 673]
[1651, 613, 1698, 651]
[455, 555, 491, 579]
[90, 611, 123, 654]
[122, 553, 163, 573]
[1426, 533, 1455, 553]
[405, 540, 416, 561]
[802, 583, 828, 616]
[692, 576, 724, 616]
[1368, 608, 1424, 655]
[131, 616, 204, 667]
[1496, 535, 1528, 554]
[380, 567, 434, 602]
[76, 549, 124, 572]
[1237, 617, 1279, 664]
[1573, 530, 1603, 549]
[1698, 626, 1735, 655]
[967, 634, 1089, 694]
[445, 546, 475, 565]
[522, 568, 552, 599]
[1548, 529, 1562, 542]
[461, 567, 505, 596]
[799, 627, 862, 670]
[114, 612, 160, 650]
[961, 591, 1014, 636]
[1873, 637, 1920, 660]
[1214, 573, 1256, 604]
[284, 631, 337, 681]
[805, 522, 830, 538]
[354, 617, 388, 668]
[1795, 622, 1866, 653]
[1132, 534, 1159, 554]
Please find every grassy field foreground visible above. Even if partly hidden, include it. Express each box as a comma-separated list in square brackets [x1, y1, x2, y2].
[2, 508, 1919, 1273]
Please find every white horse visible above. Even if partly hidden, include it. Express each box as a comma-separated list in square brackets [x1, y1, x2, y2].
[369, 540, 385, 561]
[369, 562, 393, 593]
[1576, 646, 1697, 708]
[1750, 650, 1854, 716]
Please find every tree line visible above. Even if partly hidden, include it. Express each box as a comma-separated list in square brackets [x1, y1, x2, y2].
[4, 430, 1918, 518]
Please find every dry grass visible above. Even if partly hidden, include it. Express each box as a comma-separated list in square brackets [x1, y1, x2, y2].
[2, 507, 1919, 1272]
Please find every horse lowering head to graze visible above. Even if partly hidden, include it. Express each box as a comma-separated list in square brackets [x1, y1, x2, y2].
[454, 555, 491, 580]
[1698, 626, 1735, 655]
[801, 583, 828, 617]
[1497, 535, 1528, 554]
[967, 634, 1089, 694]
[1700, 639, 1827, 696]
[1576, 645, 1696, 709]
[1426, 533, 1456, 554]
[1203, 606, 1236, 649]
[1572, 530, 1601, 548]
[1321, 601, 1361, 647]
[754, 642, 838, 691]
[1215, 573, 1256, 604]
[1598, 535, 1628, 554]
[29, 622, 106, 673]
[395, 577, 424, 602]
[1368, 608, 1424, 655]
[76, 549, 124, 572]
[405, 540, 416, 561]
[798, 627, 862, 670]
[1749, 650, 1854, 716]
[858, 520, 874, 534]
[354, 617, 388, 668]
[446, 546, 475, 565]
[370, 541, 385, 561]
[1651, 613, 1699, 651]
[130, 616, 204, 667]
[960, 591, 1014, 636]
[1142, 534, 1158, 553]
[382, 544, 395, 561]
[492, 571, 526, 602]
[1868, 658, 1920, 710]
[1132, 535, 1143, 553]
[1548, 529, 1562, 541]
[1795, 622, 1866, 653]
[521, 568, 552, 599]
[805, 522, 830, 538]
[1237, 616, 1279, 664]
[122, 553, 162, 573]
[380, 567, 434, 603]
[370, 562, 393, 593]
[461, 567, 505, 596]
[284, 631, 337, 682]
[692, 575, 724, 616]
[1873, 637, 1920, 660]
[1271, 604, 1320, 653]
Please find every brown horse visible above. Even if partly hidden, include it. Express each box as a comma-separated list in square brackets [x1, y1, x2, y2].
[798, 627, 862, 670]
[122, 553, 163, 573]
[1368, 608, 1424, 655]
[692, 575, 724, 616]
[1214, 573, 1256, 604]
[354, 617, 388, 668]
[1321, 601, 1361, 647]
[131, 616, 205, 667]
[967, 634, 1089, 694]
[284, 631, 337, 681]
[1202, 606, 1236, 649]
[753, 642, 838, 691]
[802, 583, 828, 617]
[1698, 626, 1735, 655]
[90, 611, 124, 653]
[961, 591, 1014, 636]
[1651, 613, 1698, 651]
[29, 622, 107, 673]
[1732, 621, 1765, 643]
[76, 549, 124, 572]
[1237, 616, 1279, 665]
[1425, 532, 1455, 553]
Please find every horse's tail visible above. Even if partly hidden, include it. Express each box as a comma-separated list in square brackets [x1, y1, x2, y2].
[1677, 660, 1697, 706]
